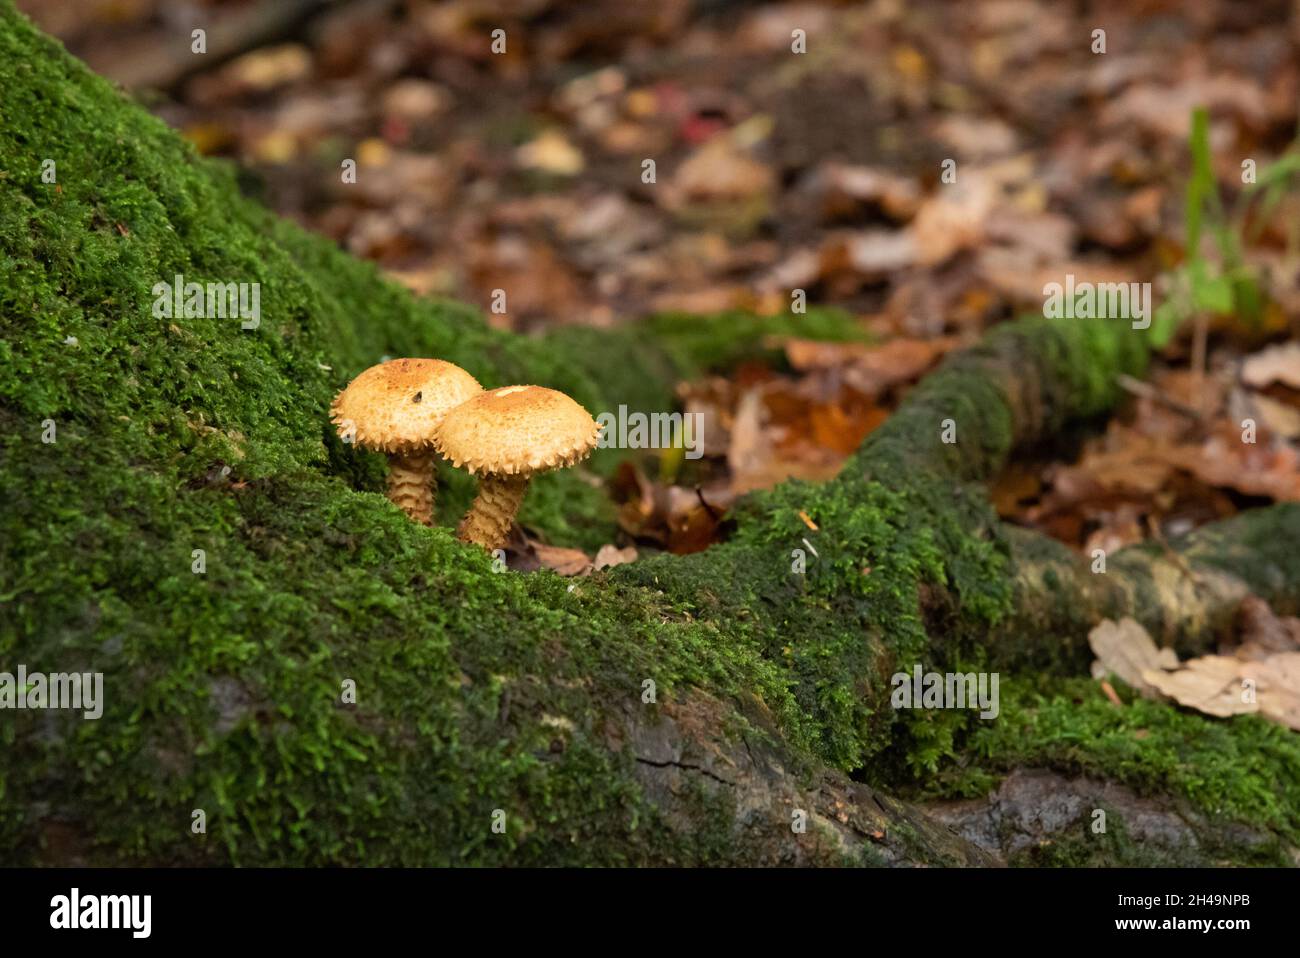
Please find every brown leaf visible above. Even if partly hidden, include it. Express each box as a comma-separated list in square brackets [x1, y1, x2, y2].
[809, 401, 874, 456]
[515, 129, 585, 176]
[784, 336, 959, 396]
[1250, 393, 1300, 441]
[1243, 652, 1300, 730]
[812, 162, 921, 221]
[1088, 617, 1178, 696]
[1242, 343, 1300, 391]
[667, 504, 722, 554]
[593, 543, 638, 571]
[1165, 433, 1300, 502]
[1143, 648, 1300, 730]
[611, 461, 659, 542]
[668, 136, 774, 205]
[726, 388, 770, 481]
[911, 173, 997, 266]
[842, 229, 917, 278]
[1141, 655, 1254, 718]
[532, 542, 592, 577]
[1102, 75, 1270, 140]
[1234, 595, 1300, 660]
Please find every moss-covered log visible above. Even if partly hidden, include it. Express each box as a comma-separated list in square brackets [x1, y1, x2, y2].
[2, 3, 1297, 866]
[997, 505, 1300, 672]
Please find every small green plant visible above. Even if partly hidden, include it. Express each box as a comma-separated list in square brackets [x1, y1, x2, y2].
[1149, 107, 1300, 347]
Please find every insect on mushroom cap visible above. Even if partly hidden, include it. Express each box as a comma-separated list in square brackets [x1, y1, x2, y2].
[433, 385, 602, 476]
[331, 358, 482, 454]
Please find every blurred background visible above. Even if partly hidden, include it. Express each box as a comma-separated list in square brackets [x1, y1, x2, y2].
[21, 0, 1300, 559]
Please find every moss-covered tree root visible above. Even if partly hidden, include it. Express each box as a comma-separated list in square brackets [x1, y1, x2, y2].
[997, 505, 1300, 672]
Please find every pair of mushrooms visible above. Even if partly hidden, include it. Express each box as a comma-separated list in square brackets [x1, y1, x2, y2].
[330, 358, 600, 550]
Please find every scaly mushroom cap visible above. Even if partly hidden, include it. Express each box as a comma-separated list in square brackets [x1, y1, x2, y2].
[434, 385, 602, 476]
[330, 358, 482, 455]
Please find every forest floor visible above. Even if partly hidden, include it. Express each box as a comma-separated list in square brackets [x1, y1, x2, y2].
[26, 0, 1300, 568]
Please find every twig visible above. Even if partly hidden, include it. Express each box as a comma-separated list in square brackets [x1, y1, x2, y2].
[1145, 514, 1202, 586]
[1116, 374, 1203, 421]
[694, 486, 722, 521]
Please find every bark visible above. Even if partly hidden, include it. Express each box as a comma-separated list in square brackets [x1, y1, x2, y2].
[997, 505, 1300, 671]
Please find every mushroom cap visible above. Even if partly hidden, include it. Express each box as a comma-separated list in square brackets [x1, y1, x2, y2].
[330, 358, 482, 454]
[433, 385, 602, 476]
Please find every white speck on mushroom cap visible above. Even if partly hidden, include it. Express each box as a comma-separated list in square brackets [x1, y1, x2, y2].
[330, 358, 482, 454]
[433, 385, 602, 476]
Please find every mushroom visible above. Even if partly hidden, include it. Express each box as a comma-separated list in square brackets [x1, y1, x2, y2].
[330, 358, 482, 525]
[434, 385, 602, 550]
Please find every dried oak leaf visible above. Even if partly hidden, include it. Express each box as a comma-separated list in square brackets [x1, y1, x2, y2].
[532, 542, 593, 577]
[1241, 342, 1300, 391]
[1088, 617, 1178, 697]
[593, 543, 638, 571]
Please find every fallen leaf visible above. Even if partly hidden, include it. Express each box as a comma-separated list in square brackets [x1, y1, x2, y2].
[1141, 643, 1300, 730]
[1165, 434, 1300, 502]
[726, 388, 770, 481]
[532, 542, 593, 577]
[1249, 392, 1300, 440]
[783, 336, 959, 394]
[221, 44, 312, 93]
[1088, 617, 1178, 696]
[931, 115, 1019, 159]
[515, 130, 585, 176]
[1102, 75, 1270, 140]
[382, 79, 451, 122]
[843, 229, 917, 278]
[809, 401, 873, 455]
[1234, 595, 1300, 660]
[1243, 652, 1300, 730]
[1242, 342, 1300, 391]
[668, 136, 773, 204]
[911, 173, 997, 265]
[593, 543, 638, 571]
[667, 501, 723, 554]
[1142, 655, 1254, 718]
[813, 162, 921, 221]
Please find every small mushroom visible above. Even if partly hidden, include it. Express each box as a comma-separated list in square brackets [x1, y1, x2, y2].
[330, 358, 482, 525]
[434, 385, 602, 550]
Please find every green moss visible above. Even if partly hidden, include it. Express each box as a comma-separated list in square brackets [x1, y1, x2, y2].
[614, 472, 1012, 772]
[920, 676, 1300, 851]
[644, 307, 870, 375]
[609, 313, 1154, 775]
[0, 4, 829, 865]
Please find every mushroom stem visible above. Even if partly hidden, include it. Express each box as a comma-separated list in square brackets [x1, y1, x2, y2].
[386, 451, 436, 526]
[458, 474, 529, 550]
